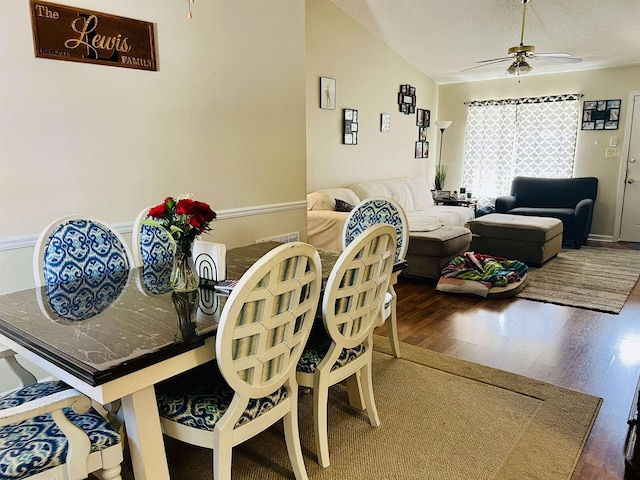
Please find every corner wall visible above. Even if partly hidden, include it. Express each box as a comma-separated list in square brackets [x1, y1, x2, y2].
[438, 65, 640, 240]
[305, 0, 437, 192]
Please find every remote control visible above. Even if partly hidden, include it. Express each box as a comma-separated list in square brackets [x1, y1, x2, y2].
[214, 279, 238, 292]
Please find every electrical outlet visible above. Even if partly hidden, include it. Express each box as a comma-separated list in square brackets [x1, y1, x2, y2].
[605, 147, 620, 157]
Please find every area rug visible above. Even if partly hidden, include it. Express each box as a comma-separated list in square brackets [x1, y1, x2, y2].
[515, 246, 640, 314]
[130, 336, 601, 480]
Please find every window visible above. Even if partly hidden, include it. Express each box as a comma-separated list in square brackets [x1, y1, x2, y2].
[462, 94, 581, 207]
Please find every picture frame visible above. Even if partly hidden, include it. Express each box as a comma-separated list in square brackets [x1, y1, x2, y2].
[398, 83, 416, 115]
[415, 141, 423, 159]
[320, 77, 336, 110]
[380, 113, 390, 133]
[435, 190, 451, 201]
[418, 126, 427, 141]
[422, 141, 429, 158]
[343, 108, 358, 145]
[581, 99, 620, 130]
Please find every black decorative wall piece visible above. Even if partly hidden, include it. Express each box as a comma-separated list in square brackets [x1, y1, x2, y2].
[582, 99, 621, 130]
[343, 108, 358, 145]
[398, 84, 416, 115]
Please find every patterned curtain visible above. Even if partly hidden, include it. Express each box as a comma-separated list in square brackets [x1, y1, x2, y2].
[462, 94, 580, 208]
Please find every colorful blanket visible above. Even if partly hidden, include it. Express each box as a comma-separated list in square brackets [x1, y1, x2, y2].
[441, 252, 528, 288]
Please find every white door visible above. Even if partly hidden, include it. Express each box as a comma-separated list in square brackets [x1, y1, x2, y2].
[620, 94, 640, 242]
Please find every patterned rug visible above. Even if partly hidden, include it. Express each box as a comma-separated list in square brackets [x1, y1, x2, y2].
[120, 337, 601, 480]
[516, 245, 640, 314]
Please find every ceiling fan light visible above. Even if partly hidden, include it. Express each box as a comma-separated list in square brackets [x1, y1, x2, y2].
[507, 59, 532, 75]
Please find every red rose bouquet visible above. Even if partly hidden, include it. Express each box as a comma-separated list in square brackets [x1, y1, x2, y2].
[146, 194, 217, 255]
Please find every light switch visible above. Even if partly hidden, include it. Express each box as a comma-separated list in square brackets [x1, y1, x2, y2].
[610, 137, 618, 147]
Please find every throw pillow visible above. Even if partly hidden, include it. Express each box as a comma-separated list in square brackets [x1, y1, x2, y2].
[334, 199, 355, 212]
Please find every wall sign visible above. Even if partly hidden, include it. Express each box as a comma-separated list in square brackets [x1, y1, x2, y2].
[30, 1, 157, 71]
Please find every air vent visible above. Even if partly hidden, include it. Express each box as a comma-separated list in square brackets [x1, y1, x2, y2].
[256, 231, 300, 244]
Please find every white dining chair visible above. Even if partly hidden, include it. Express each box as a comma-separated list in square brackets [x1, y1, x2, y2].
[155, 242, 322, 480]
[0, 347, 124, 480]
[132, 206, 175, 268]
[298, 223, 396, 468]
[33, 215, 134, 288]
[342, 197, 408, 358]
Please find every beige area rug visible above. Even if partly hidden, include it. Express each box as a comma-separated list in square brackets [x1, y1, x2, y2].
[124, 336, 601, 480]
[515, 245, 640, 314]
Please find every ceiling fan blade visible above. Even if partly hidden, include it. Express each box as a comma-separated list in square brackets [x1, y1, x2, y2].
[475, 56, 513, 64]
[461, 58, 512, 72]
[535, 52, 572, 57]
[536, 55, 583, 63]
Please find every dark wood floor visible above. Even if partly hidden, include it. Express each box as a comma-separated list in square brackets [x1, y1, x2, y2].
[374, 242, 640, 480]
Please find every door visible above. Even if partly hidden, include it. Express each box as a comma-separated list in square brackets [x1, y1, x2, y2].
[620, 94, 640, 242]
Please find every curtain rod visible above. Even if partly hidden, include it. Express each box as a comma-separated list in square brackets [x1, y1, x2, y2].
[464, 93, 583, 106]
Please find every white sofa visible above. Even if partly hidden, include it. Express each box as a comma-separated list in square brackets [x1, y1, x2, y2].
[307, 177, 474, 251]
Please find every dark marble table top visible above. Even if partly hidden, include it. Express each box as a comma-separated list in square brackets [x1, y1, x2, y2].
[0, 241, 405, 388]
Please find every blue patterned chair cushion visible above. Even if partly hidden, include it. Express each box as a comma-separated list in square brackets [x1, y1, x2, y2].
[43, 219, 130, 285]
[141, 260, 173, 295]
[139, 223, 174, 266]
[156, 362, 288, 430]
[45, 269, 129, 321]
[345, 199, 404, 261]
[297, 327, 366, 374]
[0, 381, 121, 480]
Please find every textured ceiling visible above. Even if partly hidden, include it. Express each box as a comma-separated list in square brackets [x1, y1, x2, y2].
[329, 0, 640, 84]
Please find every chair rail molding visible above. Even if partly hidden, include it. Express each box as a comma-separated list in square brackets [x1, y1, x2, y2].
[0, 200, 306, 252]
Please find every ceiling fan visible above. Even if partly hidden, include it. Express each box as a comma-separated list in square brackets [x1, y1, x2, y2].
[463, 0, 582, 76]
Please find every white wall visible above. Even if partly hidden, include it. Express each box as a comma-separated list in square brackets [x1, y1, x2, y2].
[438, 65, 640, 240]
[305, 0, 437, 192]
[0, 0, 308, 294]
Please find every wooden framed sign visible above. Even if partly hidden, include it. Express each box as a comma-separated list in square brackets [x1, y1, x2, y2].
[30, 1, 157, 71]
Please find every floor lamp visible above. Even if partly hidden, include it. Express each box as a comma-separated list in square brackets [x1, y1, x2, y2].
[434, 120, 452, 191]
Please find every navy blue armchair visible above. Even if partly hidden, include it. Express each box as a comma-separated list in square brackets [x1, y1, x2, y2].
[495, 176, 598, 249]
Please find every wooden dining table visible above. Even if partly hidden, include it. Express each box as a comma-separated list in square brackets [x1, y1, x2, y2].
[0, 241, 405, 479]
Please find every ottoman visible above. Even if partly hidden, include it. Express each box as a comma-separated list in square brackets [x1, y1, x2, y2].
[466, 213, 563, 266]
[403, 226, 472, 280]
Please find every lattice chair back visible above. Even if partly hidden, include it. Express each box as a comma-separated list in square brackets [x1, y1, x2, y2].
[33, 215, 134, 288]
[342, 197, 409, 262]
[325, 224, 396, 350]
[132, 206, 175, 268]
[216, 242, 322, 399]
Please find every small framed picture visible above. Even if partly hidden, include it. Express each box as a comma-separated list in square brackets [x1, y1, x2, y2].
[320, 77, 336, 110]
[607, 99, 621, 109]
[418, 126, 427, 141]
[595, 119, 604, 130]
[597, 101, 607, 111]
[415, 141, 423, 159]
[380, 113, 390, 133]
[582, 122, 595, 130]
[343, 108, 358, 145]
[422, 141, 429, 158]
[605, 121, 618, 130]
[610, 109, 619, 121]
[583, 101, 597, 110]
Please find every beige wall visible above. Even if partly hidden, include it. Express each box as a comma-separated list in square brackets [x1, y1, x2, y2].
[0, 0, 307, 294]
[438, 65, 640, 240]
[305, 0, 437, 192]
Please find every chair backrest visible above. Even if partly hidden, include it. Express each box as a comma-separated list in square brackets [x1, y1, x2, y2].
[326, 224, 396, 349]
[215, 242, 322, 399]
[342, 197, 408, 261]
[33, 215, 134, 287]
[132, 206, 175, 268]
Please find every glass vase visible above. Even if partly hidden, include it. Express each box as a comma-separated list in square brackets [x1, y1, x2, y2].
[170, 240, 199, 292]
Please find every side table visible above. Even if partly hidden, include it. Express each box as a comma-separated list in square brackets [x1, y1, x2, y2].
[435, 198, 477, 213]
